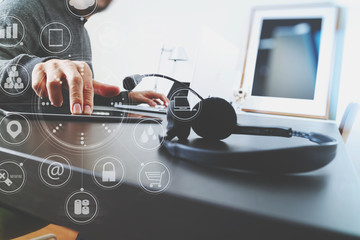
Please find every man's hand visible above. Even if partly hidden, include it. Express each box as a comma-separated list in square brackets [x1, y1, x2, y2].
[32, 59, 120, 115]
[128, 91, 169, 107]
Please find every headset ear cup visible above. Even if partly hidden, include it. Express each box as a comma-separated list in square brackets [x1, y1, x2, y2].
[192, 98, 237, 140]
[166, 100, 191, 141]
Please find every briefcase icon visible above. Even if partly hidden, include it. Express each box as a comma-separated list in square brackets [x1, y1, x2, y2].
[102, 162, 116, 182]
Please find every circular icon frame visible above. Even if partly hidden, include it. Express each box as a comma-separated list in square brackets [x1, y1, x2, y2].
[0, 161, 26, 194]
[39, 155, 72, 188]
[133, 119, 165, 151]
[0, 113, 31, 146]
[0, 16, 25, 48]
[65, 190, 99, 224]
[138, 162, 171, 194]
[168, 88, 203, 122]
[39, 22, 72, 54]
[92, 157, 125, 190]
[0, 64, 31, 97]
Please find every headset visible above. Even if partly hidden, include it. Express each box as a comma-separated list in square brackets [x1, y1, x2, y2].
[124, 74, 338, 173]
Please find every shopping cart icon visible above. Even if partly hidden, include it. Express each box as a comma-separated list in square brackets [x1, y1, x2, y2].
[145, 171, 165, 188]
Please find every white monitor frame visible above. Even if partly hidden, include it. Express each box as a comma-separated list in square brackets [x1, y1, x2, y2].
[241, 4, 339, 119]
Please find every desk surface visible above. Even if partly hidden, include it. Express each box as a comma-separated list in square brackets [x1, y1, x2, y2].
[0, 112, 360, 239]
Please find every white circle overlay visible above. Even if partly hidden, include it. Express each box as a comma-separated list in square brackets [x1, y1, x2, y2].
[138, 162, 171, 194]
[0, 64, 31, 96]
[0, 16, 25, 47]
[39, 155, 72, 188]
[0, 161, 26, 194]
[168, 88, 203, 122]
[92, 157, 125, 189]
[65, 190, 99, 224]
[0, 113, 31, 145]
[133, 119, 165, 151]
[40, 22, 72, 54]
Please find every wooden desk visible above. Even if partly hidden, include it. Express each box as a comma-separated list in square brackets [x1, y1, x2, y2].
[0, 112, 360, 239]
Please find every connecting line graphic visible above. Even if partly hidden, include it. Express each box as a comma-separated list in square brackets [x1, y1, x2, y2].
[0, 15, 171, 224]
[81, 135, 84, 190]
[77, 21, 90, 194]
[119, 139, 143, 165]
[80, 18, 84, 193]
[0, 9, 111, 226]
[19, 131, 53, 165]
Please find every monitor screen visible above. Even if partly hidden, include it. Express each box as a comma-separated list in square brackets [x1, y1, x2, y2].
[251, 18, 322, 100]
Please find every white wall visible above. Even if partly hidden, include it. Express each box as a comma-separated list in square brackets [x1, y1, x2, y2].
[334, 0, 360, 171]
[86, 0, 360, 116]
[86, 0, 333, 91]
[334, 0, 360, 121]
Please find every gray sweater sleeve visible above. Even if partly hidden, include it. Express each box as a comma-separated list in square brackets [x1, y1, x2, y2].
[0, 0, 57, 103]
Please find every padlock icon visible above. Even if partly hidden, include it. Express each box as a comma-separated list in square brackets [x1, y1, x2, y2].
[102, 162, 116, 182]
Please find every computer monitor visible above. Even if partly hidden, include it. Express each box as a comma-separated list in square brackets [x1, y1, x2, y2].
[241, 6, 339, 118]
[251, 19, 321, 100]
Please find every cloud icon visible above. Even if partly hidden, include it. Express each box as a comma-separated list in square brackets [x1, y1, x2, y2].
[69, 0, 96, 10]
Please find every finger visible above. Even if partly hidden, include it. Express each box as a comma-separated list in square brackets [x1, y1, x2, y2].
[75, 62, 93, 115]
[62, 64, 84, 115]
[143, 98, 157, 107]
[163, 94, 170, 107]
[45, 69, 64, 107]
[31, 63, 48, 98]
[147, 92, 169, 107]
[165, 96, 170, 107]
[93, 80, 120, 97]
[153, 98, 164, 106]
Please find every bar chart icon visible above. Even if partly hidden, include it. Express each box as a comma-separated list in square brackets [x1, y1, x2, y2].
[0, 23, 18, 39]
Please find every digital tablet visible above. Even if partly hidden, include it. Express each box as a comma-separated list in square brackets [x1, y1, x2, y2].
[0, 104, 162, 123]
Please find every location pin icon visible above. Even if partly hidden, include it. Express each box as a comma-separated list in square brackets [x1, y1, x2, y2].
[7, 120, 22, 139]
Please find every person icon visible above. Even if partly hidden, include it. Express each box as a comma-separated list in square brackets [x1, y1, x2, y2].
[4, 77, 14, 89]
[8, 66, 19, 78]
[12, 66, 18, 75]
[1, 65, 30, 95]
[14, 77, 24, 89]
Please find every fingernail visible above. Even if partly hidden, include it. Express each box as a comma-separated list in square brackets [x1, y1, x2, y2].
[73, 103, 82, 115]
[84, 105, 92, 115]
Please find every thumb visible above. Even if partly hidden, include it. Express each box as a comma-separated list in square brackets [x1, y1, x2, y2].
[93, 80, 121, 97]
